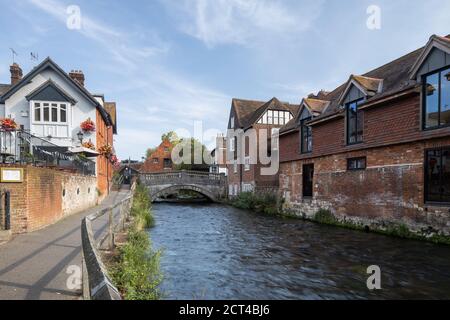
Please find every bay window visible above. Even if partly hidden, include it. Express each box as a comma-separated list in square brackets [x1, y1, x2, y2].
[423, 67, 450, 129]
[33, 101, 68, 124]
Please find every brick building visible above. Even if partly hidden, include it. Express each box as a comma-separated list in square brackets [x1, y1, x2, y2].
[279, 34, 450, 237]
[142, 139, 174, 173]
[226, 97, 298, 196]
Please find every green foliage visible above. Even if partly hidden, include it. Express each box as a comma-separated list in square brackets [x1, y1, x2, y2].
[231, 192, 281, 216]
[111, 183, 162, 300]
[161, 131, 181, 145]
[173, 137, 210, 172]
[314, 209, 338, 225]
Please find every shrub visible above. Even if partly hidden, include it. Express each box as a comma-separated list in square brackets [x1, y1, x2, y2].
[231, 192, 281, 216]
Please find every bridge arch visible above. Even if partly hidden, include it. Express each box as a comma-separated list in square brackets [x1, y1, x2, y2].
[149, 184, 218, 202]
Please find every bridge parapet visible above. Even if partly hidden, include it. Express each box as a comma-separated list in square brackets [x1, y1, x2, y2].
[139, 171, 227, 202]
[140, 170, 226, 186]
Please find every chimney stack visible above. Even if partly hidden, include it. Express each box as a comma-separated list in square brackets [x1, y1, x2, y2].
[69, 70, 85, 86]
[10, 63, 23, 86]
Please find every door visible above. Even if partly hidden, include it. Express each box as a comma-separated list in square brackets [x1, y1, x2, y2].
[303, 164, 314, 198]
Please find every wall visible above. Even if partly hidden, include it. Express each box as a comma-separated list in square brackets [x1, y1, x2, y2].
[279, 137, 450, 237]
[0, 165, 98, 234]
[141, 140, 173, 173]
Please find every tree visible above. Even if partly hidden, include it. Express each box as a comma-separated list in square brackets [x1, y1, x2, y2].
[172, 138, 210, 172]
[161, 131, 180, 145]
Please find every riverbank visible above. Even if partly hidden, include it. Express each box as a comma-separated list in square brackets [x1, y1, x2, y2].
[109, 184, 163, 300]
[228, 192, 450, 245]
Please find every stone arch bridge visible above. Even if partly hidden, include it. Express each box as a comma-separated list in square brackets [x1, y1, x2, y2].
[139, 171, 227, 202]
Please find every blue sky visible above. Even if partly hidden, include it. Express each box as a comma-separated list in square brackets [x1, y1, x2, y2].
[0, 0, 448, 160]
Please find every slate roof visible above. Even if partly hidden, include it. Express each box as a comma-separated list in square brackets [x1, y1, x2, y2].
[231, 97, 299, 129]
[0, 84, 11, 96]
[280, 34, 450, 135]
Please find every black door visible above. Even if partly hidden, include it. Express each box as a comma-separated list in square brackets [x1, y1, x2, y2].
[303, 164, 314, 198]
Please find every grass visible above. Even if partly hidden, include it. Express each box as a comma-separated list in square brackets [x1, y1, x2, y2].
[230, 192, 282, 216]
[111, 183, 163, 300]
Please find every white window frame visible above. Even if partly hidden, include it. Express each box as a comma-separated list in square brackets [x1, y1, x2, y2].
[31, 101, 69, 125]
[233, 160, 238, 173]
[230, 137, 236, 152]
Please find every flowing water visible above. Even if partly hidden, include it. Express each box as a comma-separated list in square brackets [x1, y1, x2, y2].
[150, 202, 450, 300]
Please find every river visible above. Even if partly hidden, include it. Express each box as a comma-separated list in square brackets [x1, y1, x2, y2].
[150, 202, 450, 300]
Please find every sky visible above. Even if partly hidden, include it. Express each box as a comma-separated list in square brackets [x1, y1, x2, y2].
[0, 0, 449, 160]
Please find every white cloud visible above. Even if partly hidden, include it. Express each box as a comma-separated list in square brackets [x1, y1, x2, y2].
[162, 0, 324, 48]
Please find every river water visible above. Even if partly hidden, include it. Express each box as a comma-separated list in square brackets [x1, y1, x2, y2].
[150, 203, 450, 300]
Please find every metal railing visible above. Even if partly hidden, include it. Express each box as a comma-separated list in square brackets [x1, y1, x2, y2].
[81, 183, 135, 300]
[0, 129, 95, 176]
[140, 170, 226, 186]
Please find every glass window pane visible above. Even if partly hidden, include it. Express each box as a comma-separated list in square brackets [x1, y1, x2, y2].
[34, 103, 41, 121]
[440, 68, 450, 126]
[43, 103, 50, 122]
[425, 73, 440, 128]
[262, 112, 267, 124]
[442, 149, 450, 202]
[426, 150, 442, 202]
[357, 109, 364, 142]
[60, 104, 67, 123]
[51, 104, 58, 122]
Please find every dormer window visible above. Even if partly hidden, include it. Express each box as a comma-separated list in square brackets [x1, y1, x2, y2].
[299, 108, 312, 154]
[423, 67, 450, 129]
[346, 99, 364, 145]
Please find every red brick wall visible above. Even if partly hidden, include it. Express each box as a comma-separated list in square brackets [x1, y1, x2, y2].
[280, 137, 450, 235]
[0, 166, 98, 234]
[142, 140, 174, 173]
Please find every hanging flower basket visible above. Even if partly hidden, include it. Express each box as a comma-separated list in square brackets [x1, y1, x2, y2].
[98, 144, 113, 157]
[80, 118, 96, 133]
[82, 140, 95, 150]
[110, 154, 120, 168]
[0, 118, 18, 131]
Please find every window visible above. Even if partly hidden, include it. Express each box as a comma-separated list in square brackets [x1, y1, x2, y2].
[302, 164, 314, 198]
[164, 147, 169, 152]
[33, 102, 68, 123]
[272, 128, 280, 150]
[230, 116, 235, 129]
[347, 157, 367, 171]
[346, 99, 364, 144]
[153, 158, 159, 164]
[300, 108, 312, 154]
[244, 157, 250, 171]
[425, 147, 450, 203]
[229, 137, 236, 152]
[163, 158, 172, 168]
[233, 160, 238, 174]
[423, 67, 450, 129]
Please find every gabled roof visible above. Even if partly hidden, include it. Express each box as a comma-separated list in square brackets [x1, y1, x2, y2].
[337, 74, 383, 106]
[231, 98, 266, 128]
[0, 57, 112, 126]
[25, 79, 77, 104]
[409, 34, 450, 79]
[302, 98, 330, 116]
[230, 97, 299, 130]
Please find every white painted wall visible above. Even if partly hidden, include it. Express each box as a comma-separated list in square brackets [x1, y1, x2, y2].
[4, 68, 97, 148]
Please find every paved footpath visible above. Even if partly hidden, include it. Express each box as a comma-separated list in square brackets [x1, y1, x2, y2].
[0, 190, 129, 300]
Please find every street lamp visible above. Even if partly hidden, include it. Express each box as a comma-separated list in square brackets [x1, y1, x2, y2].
[77, 131, 84, 145]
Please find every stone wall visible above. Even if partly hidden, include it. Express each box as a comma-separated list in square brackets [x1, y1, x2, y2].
[0, 165, 98, 234]
[279, 137, 450, 237]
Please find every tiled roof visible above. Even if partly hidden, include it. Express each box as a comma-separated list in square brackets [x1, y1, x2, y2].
[232, 97, 299, 129]
[0, 84, 11, 96]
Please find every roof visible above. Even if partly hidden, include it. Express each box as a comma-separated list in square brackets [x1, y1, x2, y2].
[25, 79, 77, 104]
[231, 97, 299, 129]
[0, 84, 11, 97]
[0, 57, 113, 126]
[104, 102, 117, 134]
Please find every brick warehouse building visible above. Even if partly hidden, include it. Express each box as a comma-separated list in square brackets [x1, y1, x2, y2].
[279, 34, 450, 237]
[227, 98, 298, 196]
[142, 139, 174, 173]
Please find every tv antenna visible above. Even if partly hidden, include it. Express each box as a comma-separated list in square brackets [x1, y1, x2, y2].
[9, 48, 18, 64]
[30, 52, 39, 62]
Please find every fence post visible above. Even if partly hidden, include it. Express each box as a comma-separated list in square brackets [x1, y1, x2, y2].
[108, 208, 114, 250]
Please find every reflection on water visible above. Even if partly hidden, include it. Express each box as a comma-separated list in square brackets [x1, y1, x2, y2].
[150, 203, 450, 300]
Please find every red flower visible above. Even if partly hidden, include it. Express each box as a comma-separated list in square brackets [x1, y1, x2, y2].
[80, 118, 96, 133]
[0, 118, 18, 131]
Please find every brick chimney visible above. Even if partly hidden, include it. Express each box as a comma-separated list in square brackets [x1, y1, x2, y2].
[69, 70, 85, 86]
[10, 63, 23, 86]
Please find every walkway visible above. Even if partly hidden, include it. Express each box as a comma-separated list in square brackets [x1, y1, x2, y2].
[0, 190, 130, 300]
